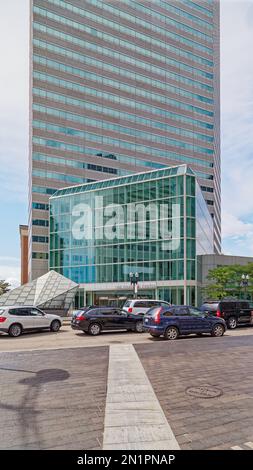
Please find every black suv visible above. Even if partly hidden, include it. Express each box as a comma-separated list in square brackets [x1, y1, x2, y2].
[200, 300, 253, 329]
[71, 307, 144, 335]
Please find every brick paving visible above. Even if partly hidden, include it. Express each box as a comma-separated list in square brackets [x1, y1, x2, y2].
[135, 334, 253, 450]
[0, 347, 108, 449]
[0, 324, 252, 354]
[0, 326, 150, 353]
[1, 330, 253, 450]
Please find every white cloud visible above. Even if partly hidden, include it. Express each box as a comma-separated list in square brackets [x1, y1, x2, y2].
[5, 277, 20, 290]
[0, 256, 20, 289]
[0, 0, 29, 204]
[221, 0, 253, 254]
[222, 212, 253, 257]
[222, 212, 253, 238]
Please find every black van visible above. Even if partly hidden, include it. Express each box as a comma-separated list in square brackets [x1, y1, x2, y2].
[200, 300, 253, 329]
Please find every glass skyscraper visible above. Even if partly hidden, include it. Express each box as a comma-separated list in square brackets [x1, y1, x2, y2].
[49, 165, 214, 306]
[29, 0, 220, 280]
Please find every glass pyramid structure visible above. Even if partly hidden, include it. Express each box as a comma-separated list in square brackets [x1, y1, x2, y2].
[0, 270, 79, 312]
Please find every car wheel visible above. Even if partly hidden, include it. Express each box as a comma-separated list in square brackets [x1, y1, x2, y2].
[227, 316, 237, 329]
[8, 323, 22, 337]
[88, 322, 101, 336]
[164, 326, 179, 340]
[135, 321, 144, 333]
[211, 324, 225, 337]
[50, 320, 61, 332]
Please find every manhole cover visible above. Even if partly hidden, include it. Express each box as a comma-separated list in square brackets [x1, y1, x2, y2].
[186, 386, 222, 398]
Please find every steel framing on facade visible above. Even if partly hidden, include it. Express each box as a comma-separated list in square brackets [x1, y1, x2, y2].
[49, 164, 213, 306]
[29, 0, 220, 280]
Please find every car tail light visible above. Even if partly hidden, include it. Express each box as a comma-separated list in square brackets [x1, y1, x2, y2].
[0, 317, 7, 323]
[128, 307, 133, 313]
[216, 309, 222, 317]
[76, 312, 87, 321]
[154, 307, 162, 324]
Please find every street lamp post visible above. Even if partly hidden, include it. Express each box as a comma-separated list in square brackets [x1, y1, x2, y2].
[240, 274, 249, 300]
[129, 272, 139, 299]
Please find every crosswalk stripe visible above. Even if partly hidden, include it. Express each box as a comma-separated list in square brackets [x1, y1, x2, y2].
[103, 344, 180, 450]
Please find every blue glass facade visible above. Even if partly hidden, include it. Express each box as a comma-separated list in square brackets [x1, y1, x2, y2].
[49, 165, 213, 306]
[29, 0, 220, 281]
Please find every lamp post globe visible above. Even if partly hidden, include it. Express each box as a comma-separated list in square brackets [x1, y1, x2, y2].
[241, 274, 249, 300]
[129, 272, 139, 298]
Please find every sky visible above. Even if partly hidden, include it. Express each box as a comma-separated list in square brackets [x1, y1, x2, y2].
[0, 0, 253, 288]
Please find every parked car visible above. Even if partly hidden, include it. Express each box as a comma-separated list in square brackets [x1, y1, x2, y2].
[122, 299, 171, 316]
[200, 300, 253, 329]
[71, 306, 97, 320]
[71, 307, 145, 335]
[143, 305, 226, 340]
[0, 306, 62, 337]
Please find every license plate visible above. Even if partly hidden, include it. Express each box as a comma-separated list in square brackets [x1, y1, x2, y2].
[145, 318, 148, 323]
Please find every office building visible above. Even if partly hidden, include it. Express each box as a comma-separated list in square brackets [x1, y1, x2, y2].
[29, 0, 220, 280]
[19, 225, 29, 285]
[49, 165, 214, 306]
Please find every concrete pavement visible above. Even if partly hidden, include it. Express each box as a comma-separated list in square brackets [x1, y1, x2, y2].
[0, 324, 252, 353]
[0, 326, 150, 353]
[103, 344, 180, 450]
[0, 326, 253, 449]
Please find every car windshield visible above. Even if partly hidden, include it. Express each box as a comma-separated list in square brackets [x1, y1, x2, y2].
[148, 306, 162, 317]
[77, 306, 93, 312]
[189, 308, 204, 316]
[73, 309, 89, 316]
[201, 303, 219, 312]
[123, 301, 131, 308]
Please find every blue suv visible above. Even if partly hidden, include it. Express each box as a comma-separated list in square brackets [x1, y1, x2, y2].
[143, 305, 226, 340]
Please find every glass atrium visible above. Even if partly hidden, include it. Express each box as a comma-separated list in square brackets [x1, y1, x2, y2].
[49, 165, 213, 306]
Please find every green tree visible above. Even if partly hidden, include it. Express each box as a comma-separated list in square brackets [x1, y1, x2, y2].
[0, 280, 11, 297]
[202, 264, 253, 300]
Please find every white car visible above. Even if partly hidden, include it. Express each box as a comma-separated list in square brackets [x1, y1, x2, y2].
[122, 299, 171, 315]
[0, 305, 62, 337]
